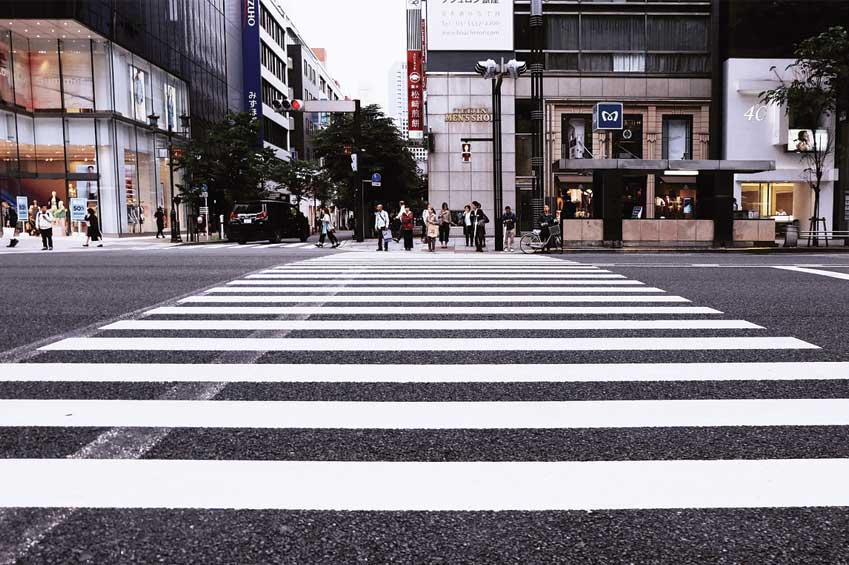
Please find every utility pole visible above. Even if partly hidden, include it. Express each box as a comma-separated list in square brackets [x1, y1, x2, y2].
[351, 99, 364, 242]
[530, 0, 545, 226]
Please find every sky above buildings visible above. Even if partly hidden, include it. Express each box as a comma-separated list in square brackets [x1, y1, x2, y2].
[282, 0, 407, 114]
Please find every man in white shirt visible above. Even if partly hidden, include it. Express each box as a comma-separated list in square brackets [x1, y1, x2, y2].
[36, 205, 54, 251]
[374, 204, 390, 251]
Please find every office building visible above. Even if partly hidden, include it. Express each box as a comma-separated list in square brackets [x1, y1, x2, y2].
[0, 0, 240, 236]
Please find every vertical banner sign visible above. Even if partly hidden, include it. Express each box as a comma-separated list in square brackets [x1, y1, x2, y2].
[16, 196, 27, 222]
[242, 0, 262, 125]
[407, 50, 424, 140]
[70, 198, 87, 222]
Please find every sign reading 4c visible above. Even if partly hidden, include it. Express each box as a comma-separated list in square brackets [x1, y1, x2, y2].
[593, 103, 624, 131]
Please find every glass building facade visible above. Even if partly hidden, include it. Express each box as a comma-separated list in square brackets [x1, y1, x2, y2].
[0, 0, 240, 236]
[0, 23, 189, 235]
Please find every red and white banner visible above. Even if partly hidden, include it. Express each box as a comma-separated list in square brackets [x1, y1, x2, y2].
[407, 49, 424, 140]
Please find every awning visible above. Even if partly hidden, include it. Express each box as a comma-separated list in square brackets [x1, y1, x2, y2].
[553, 159, 776, 174]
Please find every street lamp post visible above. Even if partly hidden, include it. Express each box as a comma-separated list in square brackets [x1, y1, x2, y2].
[474, 58, 527, 252]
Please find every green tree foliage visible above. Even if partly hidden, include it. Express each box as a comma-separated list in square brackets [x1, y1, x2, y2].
[760, 27, 848, 222]
[174, 112, 278, 209]
[313, 105, 424, 211]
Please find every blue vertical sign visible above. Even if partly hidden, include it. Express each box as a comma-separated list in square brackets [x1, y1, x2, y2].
[16, 196, 27, 222]
[243, 0, 262, 128]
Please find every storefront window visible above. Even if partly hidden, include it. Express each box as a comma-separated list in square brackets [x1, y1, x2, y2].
[11, 33, 32, 111]
[60, 39, 94, 112]
[557, 181, 594, 219]
[740, 183, 797, 219]
[0, 30, 14, 106]
[30, 38, 62, 111]
[135, 126, 156, 233]
[111, 44, 131, 118]
[0, 110, 17, 176]
[662, 116, 692, 160]
[96, 118, 118, 233]
[34, 117, 64, 174]
[130, 56, 152, 124]
[613, 115, 643, 159]
[92, 40, 112, 112]
[65, 118, 97, 179]
[561, 115, 592, 159]
[623, 176, 647, 218]
[16, 114, 35, 174]
[656, 179, 697, 219]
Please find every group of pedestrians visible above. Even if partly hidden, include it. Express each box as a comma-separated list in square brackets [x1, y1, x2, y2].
[315, 206, 340, 248]
[375, 200, 492, 252]
[0, 202, 102, 250]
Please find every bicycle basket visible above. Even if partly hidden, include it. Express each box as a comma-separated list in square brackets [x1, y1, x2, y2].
[549, 224, 562, 237]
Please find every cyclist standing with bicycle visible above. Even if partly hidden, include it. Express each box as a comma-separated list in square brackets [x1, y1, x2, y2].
[538, 204, 556, 253]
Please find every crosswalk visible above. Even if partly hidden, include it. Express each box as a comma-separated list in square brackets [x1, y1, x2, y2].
[1, 252, 847, 559]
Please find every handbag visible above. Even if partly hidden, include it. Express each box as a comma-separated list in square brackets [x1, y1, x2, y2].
[383, 229, 393, 241]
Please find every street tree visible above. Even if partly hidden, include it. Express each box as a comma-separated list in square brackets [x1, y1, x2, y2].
[271, 159, 320, 206]
[761, 26, 848, 238]
[175, 112, 278, 211]
[313, 104, 423, 211]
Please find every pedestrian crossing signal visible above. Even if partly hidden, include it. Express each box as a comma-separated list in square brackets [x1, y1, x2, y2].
[462, 142, 471, 163]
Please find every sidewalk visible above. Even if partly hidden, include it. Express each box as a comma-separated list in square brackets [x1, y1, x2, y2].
[0, 232, 170, 253]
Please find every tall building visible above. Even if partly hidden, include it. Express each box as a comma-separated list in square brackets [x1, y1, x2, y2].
[716, 0, 849, 233]
[0, 0, 240, 236]
[421, 0, 843, 245]
[388, 60, 408, 133]
[287, 30, 344, 162]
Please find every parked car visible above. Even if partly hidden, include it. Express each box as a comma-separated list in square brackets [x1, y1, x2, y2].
[227, 199, 310, 244]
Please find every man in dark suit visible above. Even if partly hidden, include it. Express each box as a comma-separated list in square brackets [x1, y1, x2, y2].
[470, 201, 489, 252]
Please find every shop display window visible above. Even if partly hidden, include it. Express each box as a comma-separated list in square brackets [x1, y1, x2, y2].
[561, 115, 593, 159]
[622, 177, 647, 218]
[11, 33, 32, 112]
[30, 38, 62, 111]
[740, 183, 797, 219]
[0, 30, 13, 106]
[662, 116, 692, 160]
[0, 110, 17, 176]
[60, 39, 94, 112]
[557, 182, 594, 219]
[92, 40, 112, 112]
[656, 181, 697, 219]
[612, 115, 643, 159]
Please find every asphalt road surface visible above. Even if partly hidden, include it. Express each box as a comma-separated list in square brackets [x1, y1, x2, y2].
[1, 246, 849, 564]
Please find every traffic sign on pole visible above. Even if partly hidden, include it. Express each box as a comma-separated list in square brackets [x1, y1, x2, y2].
[371, 173, 382, 187]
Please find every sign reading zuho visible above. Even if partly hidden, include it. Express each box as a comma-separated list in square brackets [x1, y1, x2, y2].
[445, 108, 492, 123]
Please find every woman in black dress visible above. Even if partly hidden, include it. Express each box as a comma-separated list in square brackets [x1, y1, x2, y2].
[84, 208, 103, 247]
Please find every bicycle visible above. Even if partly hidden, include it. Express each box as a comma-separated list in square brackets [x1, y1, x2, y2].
[519, 224, 562, 254]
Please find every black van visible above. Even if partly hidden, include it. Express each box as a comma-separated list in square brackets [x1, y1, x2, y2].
[227, 200, 310, 244]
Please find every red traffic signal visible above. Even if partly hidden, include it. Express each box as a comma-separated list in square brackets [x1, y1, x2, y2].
[290, 99, 304, 111]
[461, 142, 471, 163]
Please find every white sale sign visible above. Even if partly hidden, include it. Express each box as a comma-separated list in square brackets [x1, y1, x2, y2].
[427, 1, 513, 51]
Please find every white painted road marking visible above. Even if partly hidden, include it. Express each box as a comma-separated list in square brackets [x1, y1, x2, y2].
[227, 279, 646, 286]
[2, 398, 846, 429]
[101, 319, 762, 331]
[246, 274, 628, 279]
[206, 286, 665, 294]
[181, 295, 690, 304]
[144, 306, 724, 316]
[774, 266, 849, 281]
[2, 458, 848, 510]
[40, 336, 817, 352]
[0, 362, 844, 383]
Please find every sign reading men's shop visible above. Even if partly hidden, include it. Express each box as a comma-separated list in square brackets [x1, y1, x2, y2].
[242, 0, 262, 123]
[592, 102, 624, 131]
[427, 0, 514, 51]
[445, 108, 493, 123]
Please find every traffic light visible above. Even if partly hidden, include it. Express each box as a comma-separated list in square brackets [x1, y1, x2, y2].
[271, 96, 304, 113]
[461, 142, 471, 163]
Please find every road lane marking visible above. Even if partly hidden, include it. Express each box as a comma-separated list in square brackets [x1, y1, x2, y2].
[143, 306, 722, 315]
[40, 336, 816, 352]
[246, 274, 628, 279]
[774, 266, 849, 281]
[0, 362, 843, 383]
[1, 398, 846, 429]
[228, 279, 646, 286]
[2, 459, 848, 510]
[181, 295, 689, 304]
[100, 319, 762, 331]
[206, 286, 664, 294]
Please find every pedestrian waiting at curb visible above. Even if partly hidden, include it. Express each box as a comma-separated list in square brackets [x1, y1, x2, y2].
[401, 205, 415, 251]
[36, 205, 54, 251]
[539, 204, 556, 253]
[425, 203, 439, 252]
[84, 208, 103, 248]
[471, 201, 489, 252]
[374, 204, 390, 252]
[502, 205, 517, 252]
[462, 204, 473, 247]
[438, 202, 451, 249]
